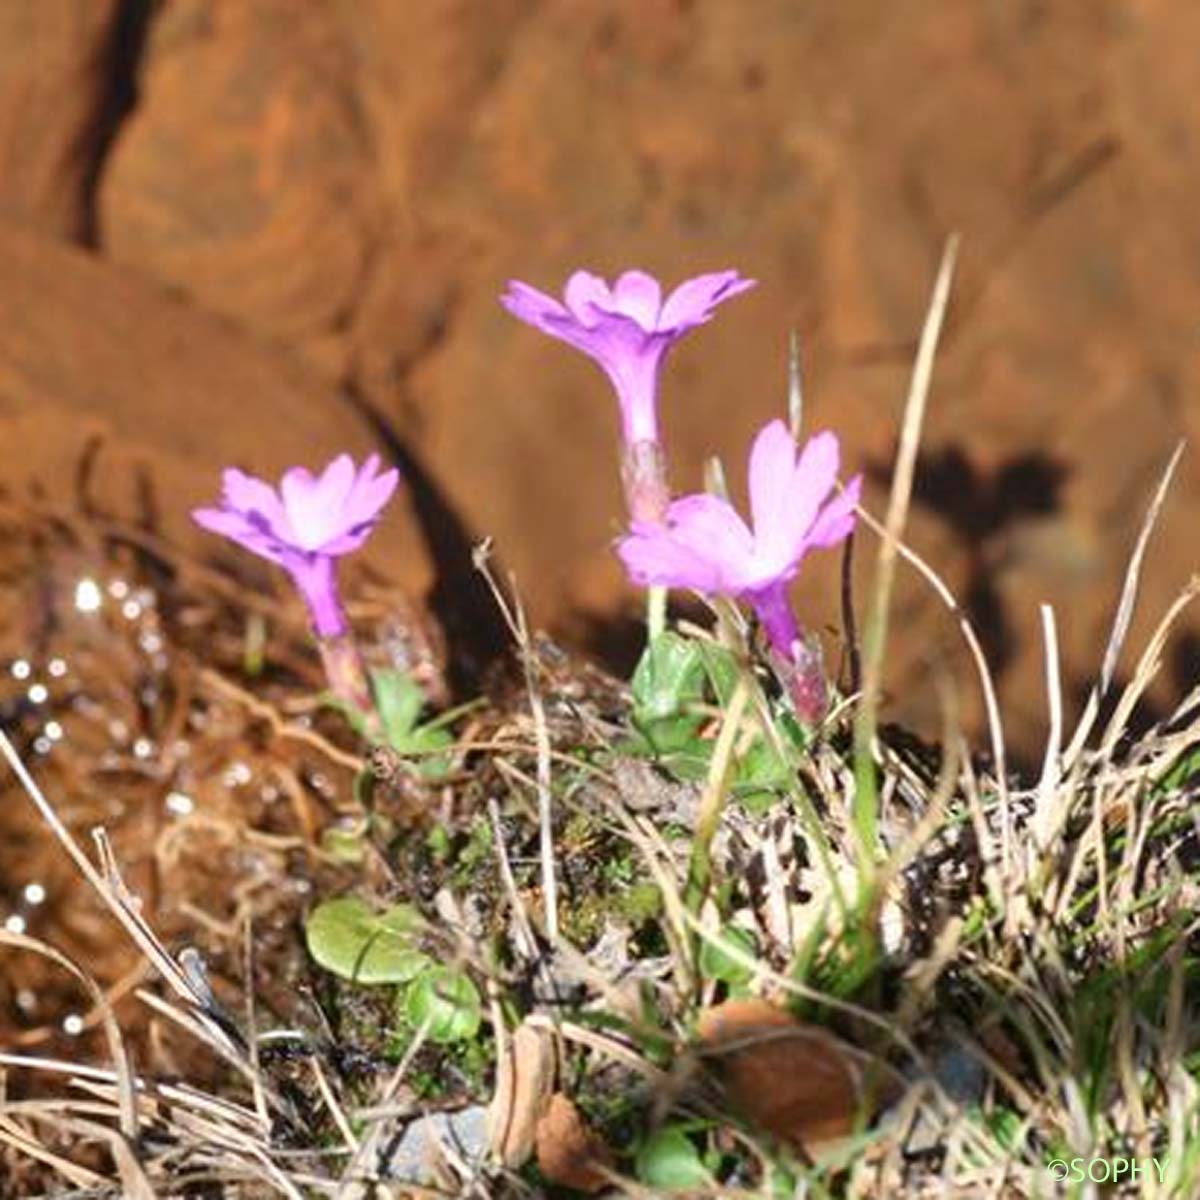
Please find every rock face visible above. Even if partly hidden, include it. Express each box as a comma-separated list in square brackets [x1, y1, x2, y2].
[0, 1, 126, 238]
[0, 224, 431, 596]
[100, 1, 380, 357]
[3, 0, 1200, 751]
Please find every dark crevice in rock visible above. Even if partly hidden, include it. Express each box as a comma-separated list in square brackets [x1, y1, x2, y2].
[338, 382, 511, 700]
[76, 0, 158, 248]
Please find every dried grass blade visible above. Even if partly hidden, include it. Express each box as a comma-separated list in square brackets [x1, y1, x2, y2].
[1065, 441, 1185, 765]
[0, 732, 246, 1066]
[0, 930, 138, 1141]
[1034, 603, 1063, 851]
[854, 235, 959, 868]
[0, 1112, 106, 1189]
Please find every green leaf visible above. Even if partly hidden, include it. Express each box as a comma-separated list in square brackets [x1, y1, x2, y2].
[370, 669, 458, 777]
[641, 714, 706, 754]
[425, 824, 452, 863]
[635, 1126, 712, 1190]
[697, 641, 741, 707]
[305, 897, 430, 984]
[631, 632, 707, 725]
[370, 669, 426, 745]
[699, 926, 759, 986]
[404, 967, 482, 1043]
[733, 736, 792, 812]
[775, 708, 809, 752]
[1156, 741, 1200, 794]
[402, 725, 455, 780]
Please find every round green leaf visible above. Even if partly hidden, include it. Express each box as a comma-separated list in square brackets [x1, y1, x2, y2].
[305, 897, 430, 984]
[404, 967, 482, 1043]
[635, 1126, 712, 1190]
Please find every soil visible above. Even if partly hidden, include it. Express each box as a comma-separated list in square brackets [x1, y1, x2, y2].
[0, 497, 356, 1067]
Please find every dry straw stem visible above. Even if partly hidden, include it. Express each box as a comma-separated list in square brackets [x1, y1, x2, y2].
[0, 731, 248, 1066]
[685, 676, 751, 913]
[787, 328, 804, 437]
[854, 235, 960, 871]
[0, 731, 331, 1194]
[850, 503, 1011, 911]
[1063, 439, 1185, 769]
[474, 539, 560, 944]
[1033, 602, 1063, 851]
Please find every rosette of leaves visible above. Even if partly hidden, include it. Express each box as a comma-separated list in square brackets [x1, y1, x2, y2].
[625, 632, 799, 809]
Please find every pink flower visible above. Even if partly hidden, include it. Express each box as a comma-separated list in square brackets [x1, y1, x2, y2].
[502, 268, 755, 524]
[618, 419, 860, 719]
[193, 453, 399, 638]
[502, 269, 755, 445]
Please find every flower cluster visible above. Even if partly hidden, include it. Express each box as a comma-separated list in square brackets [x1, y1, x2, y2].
[504, 268, 860, 722]
[197, 266, 858, 731]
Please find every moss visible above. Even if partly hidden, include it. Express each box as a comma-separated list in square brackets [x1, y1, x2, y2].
[618, 881, 663, 925]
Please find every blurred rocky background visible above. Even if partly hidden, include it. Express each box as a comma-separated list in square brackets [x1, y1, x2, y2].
[1, 0, 1197, 763]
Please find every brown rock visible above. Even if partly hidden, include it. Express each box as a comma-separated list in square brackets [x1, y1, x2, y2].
[0, 1, 125, 238]
[0, 223, 431, 601]
[100, 1, 381, 352]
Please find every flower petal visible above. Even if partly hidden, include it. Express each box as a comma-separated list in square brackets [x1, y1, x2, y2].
[221, 467, 287, 532]
[610, 270, 663, 329]
[499, 280, 569, 329]
[804, 474, 861, 550]
[563, 271, 614, 324]
[660, 270, 756, 330]
[343, 455, 400, 529]
[318, 453, 357, 509]
[781, 431, 841, 553]
[281, 457, 354, 551]
[660, 493, 757, 590]
[192, 505, 288, 565]
[617, 523, 725, 594]
[747, 419, 800, 555]
[746, 428, 841, 574]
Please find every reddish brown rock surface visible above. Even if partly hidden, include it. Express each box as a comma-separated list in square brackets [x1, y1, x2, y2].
[2, 0, 1198, 753]
[0, 1, 125, 238]
[0, 224, 432, 597]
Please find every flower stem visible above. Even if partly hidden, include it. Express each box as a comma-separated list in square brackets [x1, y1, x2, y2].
[771, 636, 828, 725]
[621, 439, 670, 526]
[647, 585, 667, 642]
[318, 634, 379, 734]
[749, 583, 828, 724]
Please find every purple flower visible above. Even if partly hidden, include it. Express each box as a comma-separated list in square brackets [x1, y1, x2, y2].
[618, 419, 860, 719]
[501, 269, 755, 445]
[502, 269, 755, 525]
[193, 453, 400, 639]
